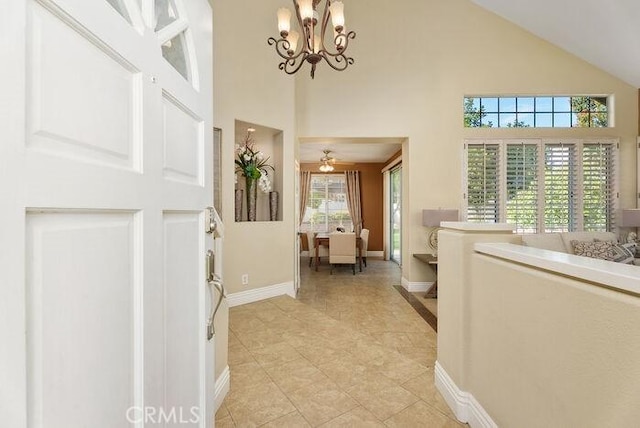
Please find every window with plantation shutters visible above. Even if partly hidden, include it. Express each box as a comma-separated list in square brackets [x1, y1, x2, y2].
[582, 143, 615, 231]
[464, 139, 618, 233]
[506, 143, 539, 233]
[544, 144, 576, 232]
[466, 144, 500, 223]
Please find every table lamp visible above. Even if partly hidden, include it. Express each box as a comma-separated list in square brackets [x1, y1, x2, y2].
[619, 209, 640, 243]
[422, 209, 459, 253]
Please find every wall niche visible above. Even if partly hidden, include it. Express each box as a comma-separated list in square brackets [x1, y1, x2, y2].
[234, 120, 283, 222]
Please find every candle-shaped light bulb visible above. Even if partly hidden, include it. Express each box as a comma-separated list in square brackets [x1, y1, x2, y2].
[313, 32, 321, 53]
[277, 8, 291, 37]
[286, 30, 299, 53]
[297, 0, 313, 20]
[328, 1, 345, 32]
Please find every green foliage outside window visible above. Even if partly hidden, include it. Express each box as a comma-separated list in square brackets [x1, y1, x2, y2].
[464, 96, 608, 128]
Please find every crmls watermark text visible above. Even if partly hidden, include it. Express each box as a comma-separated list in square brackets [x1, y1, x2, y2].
[126, 406, 200, 424]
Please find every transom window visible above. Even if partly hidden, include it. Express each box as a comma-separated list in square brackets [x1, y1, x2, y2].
[301, 174, 353, 232]
[464, 139, 618, 233]
[464, 96, 609, 128]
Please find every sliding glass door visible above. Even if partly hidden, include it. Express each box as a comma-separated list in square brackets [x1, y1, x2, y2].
[390, 166, 402, 264]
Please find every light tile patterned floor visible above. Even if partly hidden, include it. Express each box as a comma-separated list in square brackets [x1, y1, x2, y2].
[216, 258, 465, 427]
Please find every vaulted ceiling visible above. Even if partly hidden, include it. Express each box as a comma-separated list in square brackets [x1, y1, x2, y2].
[471, 0, 640, 88]
[301, 1, 639, 164]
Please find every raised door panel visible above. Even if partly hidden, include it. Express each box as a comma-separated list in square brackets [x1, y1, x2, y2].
[162, 94, 203, 185]
[26, 3, 141, 171]
[26, 211, 141, 427]
[163, 212, 203, 423]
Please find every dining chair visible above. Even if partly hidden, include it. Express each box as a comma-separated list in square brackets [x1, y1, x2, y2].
[329, 232, 356, 275]
[360, 228, 370, 267]
[306, 230, 329, 267]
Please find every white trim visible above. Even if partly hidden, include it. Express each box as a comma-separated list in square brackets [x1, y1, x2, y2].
[441, 221, 516, 232]
[366, 250, 384, 257]
[383, 170, 390, 260]
[401, 276, 432, 293]
[475, 242, 640, 295]
[214, 365, 230, 412]
[435, 361, 497, 428]
[381, 155, 402, 173]
[226, 281, 296, 307]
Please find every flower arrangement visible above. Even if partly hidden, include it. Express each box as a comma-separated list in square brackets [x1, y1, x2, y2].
[235, 132, 274, 194]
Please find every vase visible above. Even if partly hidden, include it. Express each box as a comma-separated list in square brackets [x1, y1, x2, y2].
[246, 177, 257, 221]
[269, 191, 279, 221]
[234, 189, 243, 222]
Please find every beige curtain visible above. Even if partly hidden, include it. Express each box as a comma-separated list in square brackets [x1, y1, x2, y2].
[344, 170, 363, 235]
[299, 171, 312, 226]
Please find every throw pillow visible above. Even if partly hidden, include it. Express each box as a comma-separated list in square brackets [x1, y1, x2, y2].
[594, 238, 637, 264]
[571, 240, 614, 261]
[611, 242, 636, 264]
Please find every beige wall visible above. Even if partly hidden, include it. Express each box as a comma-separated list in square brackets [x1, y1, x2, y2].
[212, 0, 296, 378]
[295, 0, 639, 283]
[438, 227, 640, 426]
[437, 226, 521, 390]
[466, 254, 640, 426]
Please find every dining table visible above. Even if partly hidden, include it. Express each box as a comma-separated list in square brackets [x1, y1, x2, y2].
[314, 233, 363, 272]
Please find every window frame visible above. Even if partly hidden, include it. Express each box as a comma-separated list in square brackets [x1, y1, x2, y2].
[301, 173, 353, 233]
[462, 138, 619, 234]
[464, 95, 610, 128]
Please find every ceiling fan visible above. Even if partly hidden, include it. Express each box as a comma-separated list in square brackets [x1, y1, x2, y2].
[319, 150, 335, 172]
[318, 149, 354, 172]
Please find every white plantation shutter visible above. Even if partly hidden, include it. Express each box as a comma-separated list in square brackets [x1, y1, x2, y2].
[544, 143, 577, 232]
[464, 138, 618, 233]
[582, 141, 617, 231]
[505, 143, 539, 233]
[466, 144, 500, 223]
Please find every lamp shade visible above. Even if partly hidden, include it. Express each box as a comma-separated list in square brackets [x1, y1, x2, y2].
[297, 0, 313, 20]
[422, 209, 458, 227]
[619, 209, 640, 227]
[328, 1, 345, 30]
[277, 8, 291, 35]
[286, 30, 299, 52]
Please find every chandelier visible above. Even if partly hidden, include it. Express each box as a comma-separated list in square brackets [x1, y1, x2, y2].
[319, 150, 335, 172]
[268, 0, 356, 79]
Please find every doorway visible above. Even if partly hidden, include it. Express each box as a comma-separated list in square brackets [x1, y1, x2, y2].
[390, 165, 402, 264]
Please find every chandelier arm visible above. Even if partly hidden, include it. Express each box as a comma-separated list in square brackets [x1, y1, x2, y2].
[268, 37, 292, 60]
[323, 30, 356, 57]
[269, 36, 307, 62]
[318, 50, 353, 72]
[291, 0, 311, 54]
[279, 53, 310, 75]
[318, 0, 331, 53]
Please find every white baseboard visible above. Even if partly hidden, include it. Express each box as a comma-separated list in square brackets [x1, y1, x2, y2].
[401, 276, 433, 293]
[214, 365, 230, 412]
[434, 361, 497, 428]
[226, 281, 296, 307]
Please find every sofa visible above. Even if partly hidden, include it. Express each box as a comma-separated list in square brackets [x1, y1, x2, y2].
[521, 231, 639, 265]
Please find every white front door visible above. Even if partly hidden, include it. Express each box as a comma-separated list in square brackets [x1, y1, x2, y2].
[1, 0, 215, 426]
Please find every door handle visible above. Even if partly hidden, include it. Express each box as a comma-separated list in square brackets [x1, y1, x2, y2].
[206, 250, 225, 341]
